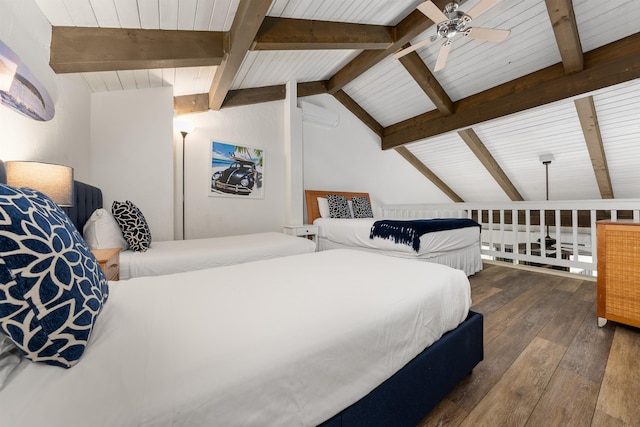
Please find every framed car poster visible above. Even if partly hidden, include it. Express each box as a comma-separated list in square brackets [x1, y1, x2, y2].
[210, 141, 264, 199]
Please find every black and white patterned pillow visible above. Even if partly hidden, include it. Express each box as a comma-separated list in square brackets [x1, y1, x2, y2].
[0, 184, 109, 368]
[112, 201, 152, 252]
[327, 194, 351, 218]
[352, 196, 374, 218]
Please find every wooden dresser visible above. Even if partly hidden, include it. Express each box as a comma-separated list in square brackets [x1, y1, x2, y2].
[597, 220, 640, 327]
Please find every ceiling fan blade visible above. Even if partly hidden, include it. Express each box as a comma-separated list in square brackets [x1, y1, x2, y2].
[465, 27, 510, 42]
[417, 1, 448, 24]
[434, 42, 452, 72]
[466, 0, 500, 20]
[393, 37, 434, 59]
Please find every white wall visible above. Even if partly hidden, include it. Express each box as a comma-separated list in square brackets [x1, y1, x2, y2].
[176, 101, 287, 238]
[90, 87, 174, 241]
[178, 93, 455, 239]
[0, 0, 92, 180]
[302, 94, 453, 213]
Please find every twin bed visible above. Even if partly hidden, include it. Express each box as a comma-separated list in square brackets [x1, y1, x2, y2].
[0, 162, 483, 426]
[62, 179, 315, 279]
[305, 190, 483, 276]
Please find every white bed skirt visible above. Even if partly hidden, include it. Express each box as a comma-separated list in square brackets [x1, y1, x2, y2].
[318, 238, 483, 276]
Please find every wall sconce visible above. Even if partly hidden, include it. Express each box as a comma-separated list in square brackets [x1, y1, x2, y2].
[6, 161, 74, 207]
[174, 117, 196, 240]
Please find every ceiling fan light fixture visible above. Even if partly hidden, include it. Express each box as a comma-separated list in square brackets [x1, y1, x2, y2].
[396, 0, 509, 70]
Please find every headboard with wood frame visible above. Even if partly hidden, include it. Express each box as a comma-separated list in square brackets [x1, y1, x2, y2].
[304, 190, 372, 225]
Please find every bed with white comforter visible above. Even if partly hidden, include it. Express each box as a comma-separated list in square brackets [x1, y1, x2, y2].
[0, 249, 471, 426]
[305, 190, 483, 276]
[315, 217, 482, 275]
[120, 231, 316, 279]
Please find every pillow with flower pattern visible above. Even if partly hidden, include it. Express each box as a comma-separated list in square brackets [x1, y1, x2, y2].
[327, 194, 351, 218]
[0, 184, 109, 368]
[112, 200, 152, 252]
[352, 196, 374, 218]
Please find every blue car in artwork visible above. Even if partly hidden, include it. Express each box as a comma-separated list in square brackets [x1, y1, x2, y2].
[212, 159, 262, 195]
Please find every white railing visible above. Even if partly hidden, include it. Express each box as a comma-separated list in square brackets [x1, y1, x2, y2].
[381, 199, 640, 275]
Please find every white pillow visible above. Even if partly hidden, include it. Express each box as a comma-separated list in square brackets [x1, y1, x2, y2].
[0, 335, 21, 390]
[83, 208, 128, 250]
[317, 197, 330, 218]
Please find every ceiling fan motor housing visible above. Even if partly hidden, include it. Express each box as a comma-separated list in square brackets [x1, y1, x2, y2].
[438, 2, 472, 39]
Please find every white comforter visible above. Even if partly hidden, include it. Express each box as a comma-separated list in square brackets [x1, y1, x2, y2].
[314, 217, 480, 256]
[120, 232, 316, 279]
[0, 249, 471, 427]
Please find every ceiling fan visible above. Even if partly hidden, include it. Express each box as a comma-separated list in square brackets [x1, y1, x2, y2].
[394, 0, 510, 71]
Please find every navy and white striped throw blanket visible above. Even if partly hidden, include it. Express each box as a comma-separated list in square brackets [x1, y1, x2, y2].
[369, 218, 481, 252]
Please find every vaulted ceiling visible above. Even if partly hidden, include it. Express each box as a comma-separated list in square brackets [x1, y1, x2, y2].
[34, 0, 640, 202]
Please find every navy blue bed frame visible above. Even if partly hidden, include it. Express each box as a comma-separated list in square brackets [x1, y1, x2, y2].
[320, 311, 483, 427]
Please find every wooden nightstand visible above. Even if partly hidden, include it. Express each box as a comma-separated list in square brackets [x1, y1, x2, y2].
[283, 225, 319, 243]
[92, 248, 121, 281]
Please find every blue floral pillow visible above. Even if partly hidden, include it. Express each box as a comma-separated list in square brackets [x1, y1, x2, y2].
[0, 184, 109, 368]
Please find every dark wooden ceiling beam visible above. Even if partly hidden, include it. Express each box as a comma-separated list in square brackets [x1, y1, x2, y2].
[223, 85, 286, 108]
[253, 17, 393, 50]
[382, 32, 640, 149]
[208, 0, 272, 111]
[174, 94, 209, 115]
[332, 90, 383, 137]
[394, 147, 464, 202]
[574, 96, 614, 199]
[50, 27, 225, 73]
[327, 0, 467, 94]
[397, 47, 454, 115]
[545, 0, 583, 74]
[297, 80, 329, 97]
[176, 80, 329, 112]
[458, 128, 524, 201]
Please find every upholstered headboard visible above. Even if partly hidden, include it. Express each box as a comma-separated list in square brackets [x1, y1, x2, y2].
[63, 181, 103, 232]
[304, 190, 372, 225]
[0, 159, 102, 231]
[0, 160, 6, 184]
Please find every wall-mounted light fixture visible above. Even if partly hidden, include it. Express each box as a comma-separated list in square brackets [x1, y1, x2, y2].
[6, 161, 74, 207]
[174, 117, 196, 240]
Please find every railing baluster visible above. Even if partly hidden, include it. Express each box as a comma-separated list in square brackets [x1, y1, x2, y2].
[540, 209, 546, 261]
[572, 210, 579, 267]
[525, 210, 531, 256]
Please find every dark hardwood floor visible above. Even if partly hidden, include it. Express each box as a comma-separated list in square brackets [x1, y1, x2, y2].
[418, 262, 640, 426]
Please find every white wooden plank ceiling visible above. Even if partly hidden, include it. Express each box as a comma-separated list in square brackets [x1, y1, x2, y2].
[33, 0, 640, 201]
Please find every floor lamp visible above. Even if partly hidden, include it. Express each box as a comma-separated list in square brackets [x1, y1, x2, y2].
[539, 154, 555, 249]
[174, 118, 195, 240]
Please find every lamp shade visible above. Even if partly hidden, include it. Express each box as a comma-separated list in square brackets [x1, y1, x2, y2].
[6, 161, 74, 207]
[174, 117, 195, 135]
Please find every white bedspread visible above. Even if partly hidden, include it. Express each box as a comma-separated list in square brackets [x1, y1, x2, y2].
[314, 218, 480, 256]
[120, 232, 316, 279]
[0, 249, 471, 427]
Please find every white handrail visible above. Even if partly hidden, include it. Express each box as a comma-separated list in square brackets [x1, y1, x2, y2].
[381, 199, 640, 275]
